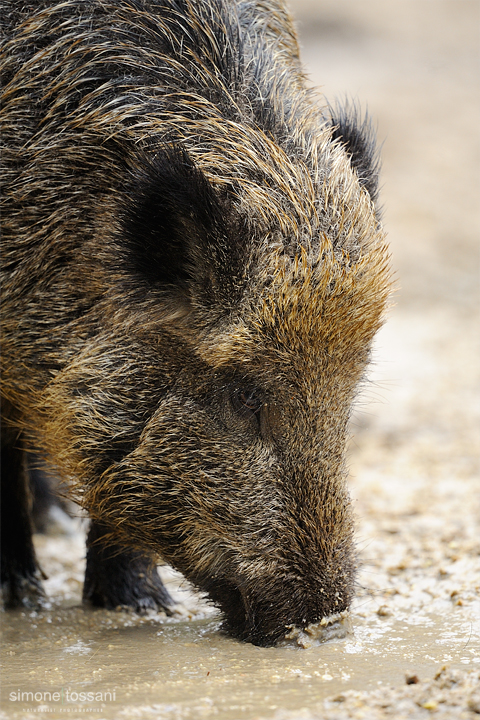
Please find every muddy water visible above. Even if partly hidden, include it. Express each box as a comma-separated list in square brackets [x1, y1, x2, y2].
[2, 600, 479, 719]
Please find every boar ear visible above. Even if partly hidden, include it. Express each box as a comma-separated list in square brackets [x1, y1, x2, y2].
[122, 146, 247, 308]
[327, 102, 381, 208]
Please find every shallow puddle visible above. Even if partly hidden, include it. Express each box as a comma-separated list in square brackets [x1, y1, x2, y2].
[1, 603, 478, 719]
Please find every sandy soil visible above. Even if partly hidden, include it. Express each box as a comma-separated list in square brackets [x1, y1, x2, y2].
[1, 1, 479, 719]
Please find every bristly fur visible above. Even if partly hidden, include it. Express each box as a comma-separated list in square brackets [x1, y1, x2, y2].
[1, 0, 391, 644]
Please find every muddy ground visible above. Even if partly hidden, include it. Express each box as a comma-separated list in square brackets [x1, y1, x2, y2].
[1, 1, 479, 719]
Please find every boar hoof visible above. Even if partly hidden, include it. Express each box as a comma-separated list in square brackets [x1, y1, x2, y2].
[1, 569, 48, 610]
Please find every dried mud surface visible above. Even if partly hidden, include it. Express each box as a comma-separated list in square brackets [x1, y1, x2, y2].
[1, 1, 479, 719]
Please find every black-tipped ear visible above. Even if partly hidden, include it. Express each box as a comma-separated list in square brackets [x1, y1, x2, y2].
[121, 146, 247, 307]
[327, 102, 381, 207]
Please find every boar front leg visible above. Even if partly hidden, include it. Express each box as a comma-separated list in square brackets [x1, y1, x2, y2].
[83, 520, 175, 614]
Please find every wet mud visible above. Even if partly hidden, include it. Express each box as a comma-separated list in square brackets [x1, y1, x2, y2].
[1, 597, 479, 720]
[1, 0, 479, 718]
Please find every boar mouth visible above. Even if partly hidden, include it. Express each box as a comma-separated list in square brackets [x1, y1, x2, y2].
[204, 576, 287, 646]
[220, 579, 287, 647]
[195, 572, 345, 647]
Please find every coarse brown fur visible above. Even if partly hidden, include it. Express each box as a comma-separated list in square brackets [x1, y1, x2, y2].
[1, 0, 391, 645]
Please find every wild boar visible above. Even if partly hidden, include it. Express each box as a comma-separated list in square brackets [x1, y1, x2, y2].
[0, 0, 390, 645]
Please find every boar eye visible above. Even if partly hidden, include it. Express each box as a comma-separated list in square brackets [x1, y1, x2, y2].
[239, 391, 262, 413]
[231, 389, 263, 418]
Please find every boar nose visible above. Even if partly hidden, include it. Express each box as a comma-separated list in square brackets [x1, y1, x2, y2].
[221, 571, 348, 647]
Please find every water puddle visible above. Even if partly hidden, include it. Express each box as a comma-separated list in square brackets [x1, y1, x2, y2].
[1, 605, 478, 719]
